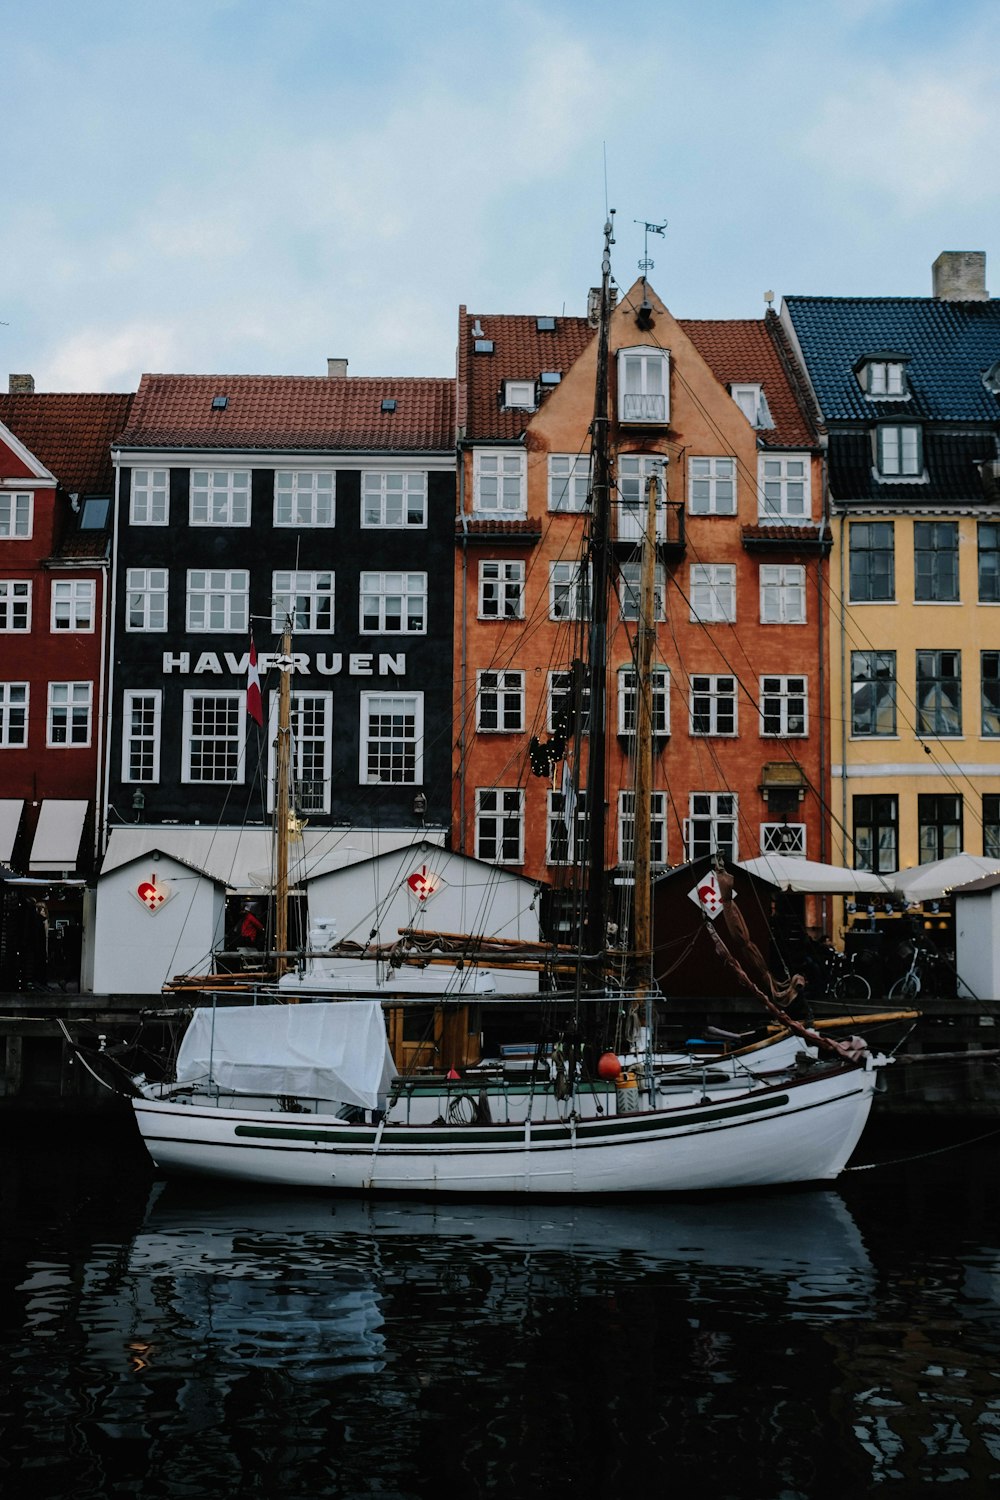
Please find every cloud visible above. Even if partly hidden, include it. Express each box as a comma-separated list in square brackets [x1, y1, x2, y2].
[46, 323, 181, 389]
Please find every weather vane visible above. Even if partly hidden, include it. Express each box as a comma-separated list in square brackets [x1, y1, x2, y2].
[635, 218, 667, 276]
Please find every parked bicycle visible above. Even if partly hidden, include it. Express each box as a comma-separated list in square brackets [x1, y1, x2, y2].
[888, 941, 948, 999]
[824, 947, 872, 1002]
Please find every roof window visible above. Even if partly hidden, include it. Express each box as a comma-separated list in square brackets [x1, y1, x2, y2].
[540, 371, 562, 386]
[536, 316, 556, 331]
[381, 398, 397, 413]
[474, 339, 495, 354]
[80, 496, 110, 529]
[730, 383, 774, 429]
[503, 380, 537, 411]
[211, 395, 228, 410]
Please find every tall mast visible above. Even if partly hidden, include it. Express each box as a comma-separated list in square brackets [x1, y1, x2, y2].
[631, 468, 658, 991]
[274, 621, 292, 978]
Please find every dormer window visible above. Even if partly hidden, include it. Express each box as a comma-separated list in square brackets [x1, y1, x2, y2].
[618, 347, 669, 424]
[857, 355, 909, 399]
[730, 384, 774, 429]
[876, 424, 923, 478]
[503, 379, 536, 411]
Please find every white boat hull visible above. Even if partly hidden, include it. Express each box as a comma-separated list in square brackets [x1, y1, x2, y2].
[132, 1059, 878, 1195]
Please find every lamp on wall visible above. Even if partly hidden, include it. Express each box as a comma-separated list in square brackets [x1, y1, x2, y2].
[131, 789, 145, 819]
[413, 792, 427, 819]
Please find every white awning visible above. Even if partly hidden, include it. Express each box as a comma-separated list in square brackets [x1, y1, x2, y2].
[0, 800, 23, 863]
[893, 854, 1000, 903]
[29, 800, 89, 871]
[736, 854, 890, 894]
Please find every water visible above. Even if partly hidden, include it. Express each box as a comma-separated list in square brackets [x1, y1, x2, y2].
[2, 1119, 999, 1498]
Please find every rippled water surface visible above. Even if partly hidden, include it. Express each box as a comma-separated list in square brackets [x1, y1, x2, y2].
[2, 1119, 999, 1497]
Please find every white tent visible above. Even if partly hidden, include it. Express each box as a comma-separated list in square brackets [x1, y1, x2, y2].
[736, 854, 890, 894]
[892, 854, 1000, 903]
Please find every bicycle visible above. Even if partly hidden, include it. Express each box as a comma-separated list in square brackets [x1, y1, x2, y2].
[888, 942, 939, 999]
[825, 948, 872, 1002]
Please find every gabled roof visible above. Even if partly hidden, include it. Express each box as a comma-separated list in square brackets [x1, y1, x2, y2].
[681, 314, 818, 449]
[457, 307, 595, 441]
[782, 295, 1000, 423]
[118, 375, 454, 452]
[0, 392, 133, 493]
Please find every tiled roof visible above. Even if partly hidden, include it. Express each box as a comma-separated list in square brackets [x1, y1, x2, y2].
[455, 516, 543, 544]
[827, 429, 995, 503]
[741, 523, 830, 553]
[782, 296, 1000, 422]
[119, 375, 454, 452]
[457, 308, 595, 441]
[0, 392, 133, 493]
[680, 315, 818, 448]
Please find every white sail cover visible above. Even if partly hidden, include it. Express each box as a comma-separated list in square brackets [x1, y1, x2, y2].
[175, 1001, 398, 1108]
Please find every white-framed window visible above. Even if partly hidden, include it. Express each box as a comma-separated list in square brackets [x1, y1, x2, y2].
[476, 670, 524, 732]
[359, 571, 426, 634]
[731, 384, 773, 428]
[759, 564, 806, 624]
[758, 454, 810, 520]
[0, 493, 33, 538]
[47, 681, 92, 747]
[619, 561, 666, 621]
[186, 570, 249, 632]
[267, 691, 333, 813]
[0, 683, 28, 747]
[547, 787, 587, 865]
[473, 450, 526, 514]
[549, 561, 591, 620]
[617, 667, 670, 737]
[759, 675, 808, 737]
[876, 425, 922, 478]
[0, 581, 31, 632]
[130, 469, 169, 526]
[685, 792, 738, 862]
[272, 570, 334, 633]
[548, 454, 590, 512]
[862, 360, 907, 398]
[478, 560, 524, 620]
[618, 790, 668, 867]
[50, 579, 96, 632]
[689, 564, 736, 623]
[548, 670, 592, 732]
[122, 690, 162, 782]
[503, 380, 536, 411]
[618, 347, 669, 424]
[616, 455, 667, 540]
[761, 822, 806, 857]
[690, 675, 737, 736]
[182, 691, 245, 783]
[475, 788, 524, 864]
[189, 469, 252, 526]
[361, 471, 426, 528]
[360, 692, 423, 784]
[689, 456, 736, 515]
[126, 568, 169, 632]
[274, 470, 336, 527]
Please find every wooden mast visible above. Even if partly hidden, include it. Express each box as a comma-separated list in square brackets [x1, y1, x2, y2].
[631, 467, 658, 991]
[274, 621, 292, 980]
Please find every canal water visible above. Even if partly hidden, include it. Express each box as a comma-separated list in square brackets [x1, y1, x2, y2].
[2, 1118, 999, 1498]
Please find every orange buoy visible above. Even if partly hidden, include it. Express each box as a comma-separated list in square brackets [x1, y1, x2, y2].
[597, 1051, 622, 1080]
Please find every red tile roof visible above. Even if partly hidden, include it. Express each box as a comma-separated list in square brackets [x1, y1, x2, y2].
[0, 392, 133, 493]
[458, 308, 596, 441]
[680, 315, 818, 448]
[119, 375, 454, 452]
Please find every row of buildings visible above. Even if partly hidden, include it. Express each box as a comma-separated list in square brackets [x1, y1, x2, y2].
[1, 248, 998, 989]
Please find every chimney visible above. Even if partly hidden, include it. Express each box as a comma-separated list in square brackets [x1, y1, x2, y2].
[8, 374, 34, 394]
[586, 287, 619, 328]
[327, 358, 349, 378]
[932, 251, 988, 302]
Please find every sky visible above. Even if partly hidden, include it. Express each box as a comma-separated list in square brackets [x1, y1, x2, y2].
[3, 0, 999, 391]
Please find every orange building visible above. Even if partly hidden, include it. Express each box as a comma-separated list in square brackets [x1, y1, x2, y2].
[454, 277, 827, 936]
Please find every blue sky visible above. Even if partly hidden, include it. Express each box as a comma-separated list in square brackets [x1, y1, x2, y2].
[3, 0, 998, 390]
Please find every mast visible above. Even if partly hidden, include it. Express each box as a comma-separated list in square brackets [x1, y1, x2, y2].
[631, 467, 658, 991]
[274, 621, 292, 979]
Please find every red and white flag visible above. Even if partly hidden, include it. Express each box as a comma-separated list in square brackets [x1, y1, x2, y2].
[246, 633, 263, 727]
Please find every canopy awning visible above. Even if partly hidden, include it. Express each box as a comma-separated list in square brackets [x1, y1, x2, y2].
[892, 854, 1000, 903]
[29, 800, 89, 871]
[736, 854, 890, 894]
[0, 800, 23, 864]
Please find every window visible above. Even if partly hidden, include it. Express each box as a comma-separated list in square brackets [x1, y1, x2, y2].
[849, 522, 894, 602]
[731, 384, 773, 428]
[189, 469, 251, 526]
[122, 690, 162, 782]
[47, 682, 92, 747]
[760, 676, 807, 737]
[549, 561, 591, 621]
[916, 650, 962, 736]
[918, 794, 963, 865]
[978, 522, 1000, 603]
[982, 652, 1000, 737]
[272, 571, 334, 633]
[274, 471, 335, 527]
[759, 565, 806, 624]
[361, 471, 426, 528]
[478, 560, 524, 620]
[548, 670, 591, 732]
[616, 455, 666, 540]
[0, 493, 33, 537]
[475, 788, 524, 864]
[914, 522, 959, 601]
[876, 425, 922, 478]
[51, 579, 95, 632]
[758, 454, 809, 520]
[761, 823, 806, 857]
[618, 791, 667, 867]
[360, 692, 423, 784]
[182, 692, 245, 783]
[267, 692, 332, 813]
[0, 683, 28, 747]
[547, 787, 587, 865]
[186, 570, 249, 632]
[618, 347, 669, 423]
[689, 564, 736, 623]
[0, 581, 31, 631]
[617, 667, 670, 737]
[360, 572, 426, 634]
[126, 569, 169, 632]
[686, 793, 738, 862]
[853, 794, 898, 873]
[548, 455, 590, 513]
[984, 794, 1000, 859]
[688, 457, 736, 515]
[80, 497, 110, 529]
[619, 562, 665, 621]
[851, 651, 896, 736]
[476, 670, 524, 733]
[690, 675, 737, 736]
[862, 359, 906, 398]
[473, 450, 526, 514]
[130, 469, 169, 525]
[503, 380, 536, 410]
